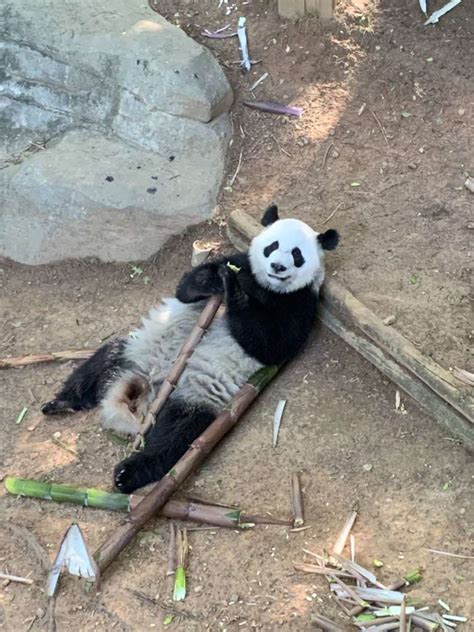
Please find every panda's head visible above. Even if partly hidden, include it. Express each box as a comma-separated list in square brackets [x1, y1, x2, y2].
[249, 205, 339, 294]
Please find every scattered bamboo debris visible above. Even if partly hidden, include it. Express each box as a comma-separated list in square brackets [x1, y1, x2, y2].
[51, 432, 78, 456]
[229, 149, 243, 187]
[425, 548, 474, 560]
[15, 406, 28, 425]
[310, 613, 344, 631]
[443, 615, 468, 623]
[201, 25, 237, 39]
[418, 0, 428, 17]
[272, 399, 286, 447]
[248, 72, 268, 92]
[332, 511, 358, 557]
[0, 349, 94, 369]
[242, 100, 304, 117]
[237, 17, 251, 71]
[47, 523, 99, 597]
[4, 476, 290, 528]
[452, 367, 474, 387]
[132, 295, 223, 450]
[226, 209, 474, 450]
[94, 365, 279, 575]
[167, 523, 177, 581]
[0, 572, 33, 585]
[323, 201, 344, 225]
[370, 108, 389, 146]
[292, 563, 353, 578]
[291, 472, 304, 527]
[295, 530, 466, 630]
[173, 528, 188, 602]
[424, 0, 462, 25]
[322, 142, 334, 170]
[464, 176, 474, 194]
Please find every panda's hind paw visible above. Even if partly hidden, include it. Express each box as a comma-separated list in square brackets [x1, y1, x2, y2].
[113, 453, 161, 494]
[41, 399, 77, 416]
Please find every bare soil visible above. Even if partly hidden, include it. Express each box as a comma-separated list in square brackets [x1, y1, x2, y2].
[0, 1, 473, 631]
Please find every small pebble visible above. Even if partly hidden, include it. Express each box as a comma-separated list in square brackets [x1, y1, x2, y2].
[53, 431, 61, 440]
[105, 175, 114, 182]
[363, 463, 373, 472]
[383, 315, 396, 326]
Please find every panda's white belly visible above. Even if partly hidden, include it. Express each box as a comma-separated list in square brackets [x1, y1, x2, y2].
[123, 298, 262, 410]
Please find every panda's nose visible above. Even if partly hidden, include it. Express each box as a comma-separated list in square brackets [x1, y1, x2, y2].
[271, 262, 287, 273]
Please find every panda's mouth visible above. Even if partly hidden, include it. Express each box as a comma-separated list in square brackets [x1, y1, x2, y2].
[268, 273, 291, 282]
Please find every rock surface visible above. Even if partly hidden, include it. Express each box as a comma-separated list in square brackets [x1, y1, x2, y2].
[0, 0, 233, 264]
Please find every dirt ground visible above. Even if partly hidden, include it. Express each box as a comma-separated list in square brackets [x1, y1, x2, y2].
[1, 1, 473, 631]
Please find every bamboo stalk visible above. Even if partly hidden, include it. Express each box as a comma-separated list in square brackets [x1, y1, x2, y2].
[310, 614, 344, 631]
[132, 295, 223, 449]
[293, 562, 353, 578]
[291, 472, 304, 527]
[94, 365, 279, 573]
[4, 476, 288, 528]
[332, 511, 358, 556]
[0, 349, 94, 369]
[167, 523, 177, 577]
[226, 210, 474, 449]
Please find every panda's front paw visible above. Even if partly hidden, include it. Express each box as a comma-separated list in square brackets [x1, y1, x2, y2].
[217, 263, 230, 281]
[113, 454, 156, 494]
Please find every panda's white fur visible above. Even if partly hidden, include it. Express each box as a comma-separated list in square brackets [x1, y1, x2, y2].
[101, 298, 263, 435]
[249, 218, 326, 294]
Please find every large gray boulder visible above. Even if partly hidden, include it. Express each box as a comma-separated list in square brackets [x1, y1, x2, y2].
[0, 1, 233, 263]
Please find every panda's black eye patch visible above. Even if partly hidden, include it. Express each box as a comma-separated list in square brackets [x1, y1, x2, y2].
[292, 247, 305, 268]
[263, 241, 279, 257]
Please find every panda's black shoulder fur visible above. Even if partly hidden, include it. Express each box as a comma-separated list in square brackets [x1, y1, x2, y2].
[176, 253, 318, 366]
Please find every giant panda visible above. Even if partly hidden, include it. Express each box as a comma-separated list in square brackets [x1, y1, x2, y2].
[42, 205, 339, 493]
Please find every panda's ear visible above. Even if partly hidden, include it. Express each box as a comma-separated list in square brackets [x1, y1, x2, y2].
[261, 205, 279, 227]
[318, 229, 339, 251]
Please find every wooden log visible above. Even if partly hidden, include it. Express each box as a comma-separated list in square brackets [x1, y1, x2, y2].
[226, 210, 474, 450]
[322, 280, 474, 423]
[278, 0, 306, 19]
[316, 0, 337, 20]
[278, 0, 336, 20]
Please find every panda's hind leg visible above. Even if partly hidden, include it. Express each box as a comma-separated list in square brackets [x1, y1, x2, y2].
[113, 398, 215, 493]
[41, 338, 127, 416]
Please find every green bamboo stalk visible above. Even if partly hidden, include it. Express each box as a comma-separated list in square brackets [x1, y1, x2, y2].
[5, 476, 291, 528]
[5, 477, 130, 511]
[172, 528, 188, 602]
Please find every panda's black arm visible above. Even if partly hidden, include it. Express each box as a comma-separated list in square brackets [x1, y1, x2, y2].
[176, 253, 249, 303]
[221, 267, 317, 365]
